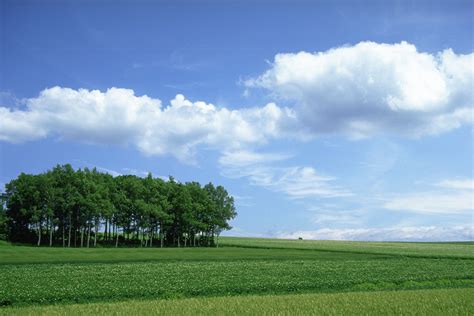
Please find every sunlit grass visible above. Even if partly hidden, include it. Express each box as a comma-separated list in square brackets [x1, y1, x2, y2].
[2, 288, 473, 315]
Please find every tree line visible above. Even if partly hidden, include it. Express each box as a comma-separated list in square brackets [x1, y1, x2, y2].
[1, 164, 236, 247]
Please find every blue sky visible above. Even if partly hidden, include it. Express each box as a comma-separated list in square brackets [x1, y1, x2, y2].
[1, 0, 473, 241]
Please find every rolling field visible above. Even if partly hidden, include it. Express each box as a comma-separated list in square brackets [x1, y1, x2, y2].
[1, 237, 473, 314]
[220, 237, 474, 258]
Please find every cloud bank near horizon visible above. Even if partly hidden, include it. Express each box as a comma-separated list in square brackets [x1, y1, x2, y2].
[275, 225, 473, 242]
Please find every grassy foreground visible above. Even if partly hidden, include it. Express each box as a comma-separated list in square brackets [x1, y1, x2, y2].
[3, 288, 473, 315]
[2, 257, 472, 306]
[0, 237, 473, 313]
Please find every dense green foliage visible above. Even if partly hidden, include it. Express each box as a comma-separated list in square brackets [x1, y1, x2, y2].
[3, 288, 473, 315]
[0, 204, 7, 241]
[0, 239, 472, 307]
[2, 164, 236, 247]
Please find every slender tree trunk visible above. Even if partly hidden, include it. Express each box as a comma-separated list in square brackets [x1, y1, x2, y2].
[156, 226, 159, 247]
[80, 226, 84, 247]
[94, 220, 98, 247]
[62, 222, 65, 247]
[147, 228, 150, 247]
[115, 226, 119, 248]
[87, 222, 91, 248]
[160, 231, 164, 248]
[150, 227, 153, 247]
[49, 218, 53, 247]
[75, 213, 79, 248]
[144, 228, 148, 247]
[37, 221, 42, 246]
[109, 220, 112, 242]
[68, 215, 72, 248]
[160, 222, 164, 248]
[216, 233, 219, 248]
[46, 217, 50, 246]
[104, 219, 108, 242]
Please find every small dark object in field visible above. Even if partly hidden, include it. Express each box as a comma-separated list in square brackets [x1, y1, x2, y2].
[298, 237, 303, 240]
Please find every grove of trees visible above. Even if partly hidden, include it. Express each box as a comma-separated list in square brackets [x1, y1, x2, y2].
[1, 164, 236, 247]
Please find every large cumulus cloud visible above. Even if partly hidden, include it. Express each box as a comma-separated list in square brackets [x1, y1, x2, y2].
[0, 86, 294, 162]
[246, 41, 473, 138]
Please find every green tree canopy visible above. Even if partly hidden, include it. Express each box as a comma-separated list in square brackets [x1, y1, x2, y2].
[2, 164, 236, 247]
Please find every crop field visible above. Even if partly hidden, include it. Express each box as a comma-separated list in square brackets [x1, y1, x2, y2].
[1, 237, 473, 314]
[220, 237, 474, 259]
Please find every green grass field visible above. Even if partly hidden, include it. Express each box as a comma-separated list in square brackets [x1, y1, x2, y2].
[220, 237, 474, 258]
[1, 237, 473, 314]
[3, 288, 473, 315]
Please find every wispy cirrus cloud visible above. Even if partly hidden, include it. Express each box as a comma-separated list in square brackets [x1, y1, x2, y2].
[310, 212, 362, 226]
[218, 150, 292, 167]
[436, 179, 474, 190]
[219, 150, 351, 199]
[383, 192, 473, 214]
[383, 177, 473, 214]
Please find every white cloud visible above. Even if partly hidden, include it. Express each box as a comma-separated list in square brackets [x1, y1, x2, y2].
[0, 85, 348, 199]
[2, 42, 472, 164]
[246, 41, 474, 138]
[383, 177, 474, 214]
[384, 192, 473, 214]
[436, 178, 474, 190]
[220, 152, 351, 199]
[311, 213, 362, 226]
[0, 107, 49, 143]
[0, 87, 295, 162]
[218, 150, 291, 167]
[277, 225, 473, 241]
